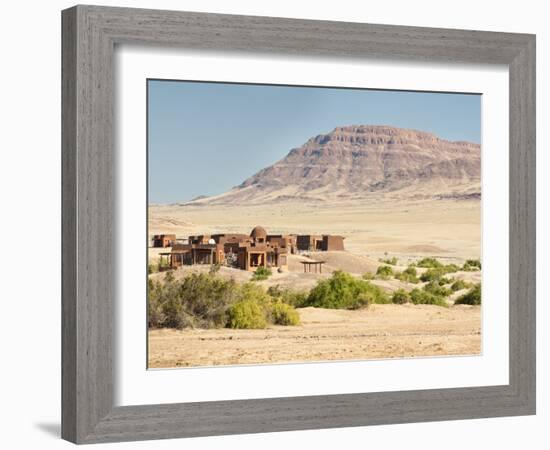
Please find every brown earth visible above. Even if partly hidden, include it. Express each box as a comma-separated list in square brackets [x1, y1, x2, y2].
[148, 304, 481, 368]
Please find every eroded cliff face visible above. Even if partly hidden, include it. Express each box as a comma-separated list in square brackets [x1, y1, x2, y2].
[187, 125, 481, 205]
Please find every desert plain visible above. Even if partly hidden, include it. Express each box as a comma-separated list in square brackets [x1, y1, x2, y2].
[148, 196, 482, 368]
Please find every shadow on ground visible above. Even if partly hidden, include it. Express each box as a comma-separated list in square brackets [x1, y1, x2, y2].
[35, 422, 60, 438]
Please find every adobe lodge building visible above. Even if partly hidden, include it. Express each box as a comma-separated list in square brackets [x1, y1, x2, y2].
[157, 226, 345, 272]
[151, 234, 176, 248]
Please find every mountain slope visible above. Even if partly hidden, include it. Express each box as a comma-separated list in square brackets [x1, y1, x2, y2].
[187, 125, 481, 205]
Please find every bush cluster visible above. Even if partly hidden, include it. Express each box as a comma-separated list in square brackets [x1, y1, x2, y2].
[148, 264, 478, 332]
[376, 265, 393, 280]
[455, 283, 481, 305]
[270, 302, 301, 325]
[395, 266, 420, 284]
[391, 289, 410, 304]
[414, 258, 461, 281]
[419, 268, 454, 283]
[409, 288, 448, 307]
[148, 272, 300, 330]
[450, 279, 471, 292]
[267, 285, 309, 308]
[462, 259, 482, 271]
[252, 266, 272, 281]
[423, 281, 452, 297]
[227, 299, 267, 329]
[306, 270, 389, 309]
[415, 257, 443, 269]
[379, 256, 398, 265]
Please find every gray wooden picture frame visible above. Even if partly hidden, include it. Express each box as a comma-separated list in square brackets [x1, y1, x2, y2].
[61, 4, 536, 444]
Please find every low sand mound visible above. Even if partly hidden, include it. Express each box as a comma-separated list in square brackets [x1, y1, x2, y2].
[258, 271, 329, 292]
[289, 251, 380, 275]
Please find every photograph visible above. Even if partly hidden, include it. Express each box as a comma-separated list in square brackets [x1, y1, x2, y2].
[1, 1, 542, 447]
[146, 80, 483, 368]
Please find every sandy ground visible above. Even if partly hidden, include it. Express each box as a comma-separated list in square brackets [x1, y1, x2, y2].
[149, 197, 480, 261]
[148, 304, 481, 368]
[148, 197, 481, 367]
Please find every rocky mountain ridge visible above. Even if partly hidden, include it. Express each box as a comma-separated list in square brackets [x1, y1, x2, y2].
[185, 125, 481, 205]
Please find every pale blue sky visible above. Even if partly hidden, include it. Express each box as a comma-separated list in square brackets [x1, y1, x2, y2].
[148, 80, 481, 203]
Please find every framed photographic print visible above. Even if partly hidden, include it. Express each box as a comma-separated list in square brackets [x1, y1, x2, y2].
[62, 5, 536, 444]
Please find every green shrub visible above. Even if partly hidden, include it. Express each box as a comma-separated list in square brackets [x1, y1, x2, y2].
[379, 256, 398, 265]
[416, 257, 443, 268]
[147, 273, 305, 330]
[423, 281, 452, 297]
[306, 270, 389, 309]
[227, 300, 267, 329]
[462, 259, 482, 271]
[271, 302, 301, 325]
[147, 272, 239, 329]
[362, 272, 375, 280]
[415, 259, 461, 274]
[147, 279, 164, 327]
[238, 282, 271, 305]
[410, 288, 448, 307]
[451, 279, 471, 292]
[455, 283, 481, 305]
[420, 268, 445, 282]
[420, 266, 457, 282]
[376, 265, 393, 279]
[267, 285, 309, 308]
[171, 273, 240, 329]
[443, 264, 460, 273]
[252, 266, 272, 281]
[395, 266, 420, 283]
[391, 289, 410, 304]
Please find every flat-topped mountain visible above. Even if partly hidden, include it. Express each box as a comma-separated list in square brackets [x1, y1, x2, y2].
[187, 125, 481, 205]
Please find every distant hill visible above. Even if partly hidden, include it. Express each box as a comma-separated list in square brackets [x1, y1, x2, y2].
[185, 125, 481, 205]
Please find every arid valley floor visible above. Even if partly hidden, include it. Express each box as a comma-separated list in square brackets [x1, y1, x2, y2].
[148, 197, 482, 368]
